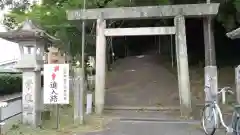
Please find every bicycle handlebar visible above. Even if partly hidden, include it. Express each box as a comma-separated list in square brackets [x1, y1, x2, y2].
[205, 86, 234, 94]
[204, 86, 234, 104]
[218, 87, 234, 95]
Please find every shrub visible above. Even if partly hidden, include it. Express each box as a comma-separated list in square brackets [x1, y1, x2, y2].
[0, 73, 22, 94]
[0, 73, 45, 95]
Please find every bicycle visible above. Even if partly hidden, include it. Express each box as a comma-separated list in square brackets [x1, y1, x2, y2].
[201, 86, 240, 135]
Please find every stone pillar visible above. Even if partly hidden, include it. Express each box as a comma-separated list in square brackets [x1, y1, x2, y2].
[203, 17, 218, 101]
[73, 67, 80, 121]
[204, 67, 218, 104]
[73, 67, 85, 122]
[15, 43, 44, 127]
[203, 17, 216, 66]
[22, 70, 42, 127]
[95, 17, 106, 115]
[204, 66, 218, 101]
[174, 15, 192, 116]
[235, 66, 240, 104]
[203, 15, 218, 126]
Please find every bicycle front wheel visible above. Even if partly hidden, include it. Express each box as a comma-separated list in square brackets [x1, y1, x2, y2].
[201, 104, 217, 135]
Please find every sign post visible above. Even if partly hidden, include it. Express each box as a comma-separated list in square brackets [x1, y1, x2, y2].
[44, 64, 69, 129]
[235, 65, 240, 104]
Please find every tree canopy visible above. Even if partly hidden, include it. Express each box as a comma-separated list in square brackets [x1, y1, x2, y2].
[1, 0, 240, 57]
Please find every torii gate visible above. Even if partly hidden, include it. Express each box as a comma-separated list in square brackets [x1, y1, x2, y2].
[66, 3, 220, 116]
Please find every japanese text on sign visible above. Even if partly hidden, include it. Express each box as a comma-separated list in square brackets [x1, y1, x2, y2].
[44, 64, 69, 104]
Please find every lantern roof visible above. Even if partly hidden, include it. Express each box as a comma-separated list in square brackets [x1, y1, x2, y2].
[0, 19, 59, 42]
[226, 27, 240, 39]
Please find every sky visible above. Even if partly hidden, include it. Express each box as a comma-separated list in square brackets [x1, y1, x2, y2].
[0, 24, 21, 62]
[0, 0, 42, 62]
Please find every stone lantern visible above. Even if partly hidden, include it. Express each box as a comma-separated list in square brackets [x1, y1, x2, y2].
[0, 19, 58, 127]
[226, 27, 240, 40]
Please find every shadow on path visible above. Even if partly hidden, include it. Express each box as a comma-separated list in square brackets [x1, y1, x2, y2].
[105, 55, 180, 107]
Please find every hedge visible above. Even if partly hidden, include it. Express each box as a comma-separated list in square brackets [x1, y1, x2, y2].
[0, 74, 22, 94]
[0, 73, 44, 95]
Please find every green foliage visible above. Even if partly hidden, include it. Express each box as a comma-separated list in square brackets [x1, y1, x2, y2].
[217, 0, 240, 31]
[2, 0, 240, 57]
[2, 0, 170, 57]
[0, 74, 44, 94]
[0, 74, 22, 94]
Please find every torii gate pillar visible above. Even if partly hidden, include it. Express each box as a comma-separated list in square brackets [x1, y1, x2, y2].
[95, 17, 107, 114]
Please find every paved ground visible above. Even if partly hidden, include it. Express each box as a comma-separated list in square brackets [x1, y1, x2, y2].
[105, 55, 179, 107]
[80, 110, 226, 135]
[84, 120, 225, 135]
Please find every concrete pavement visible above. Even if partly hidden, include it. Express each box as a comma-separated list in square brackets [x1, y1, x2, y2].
[83, 119, 225, 135]
[78, 110, 226, 135]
